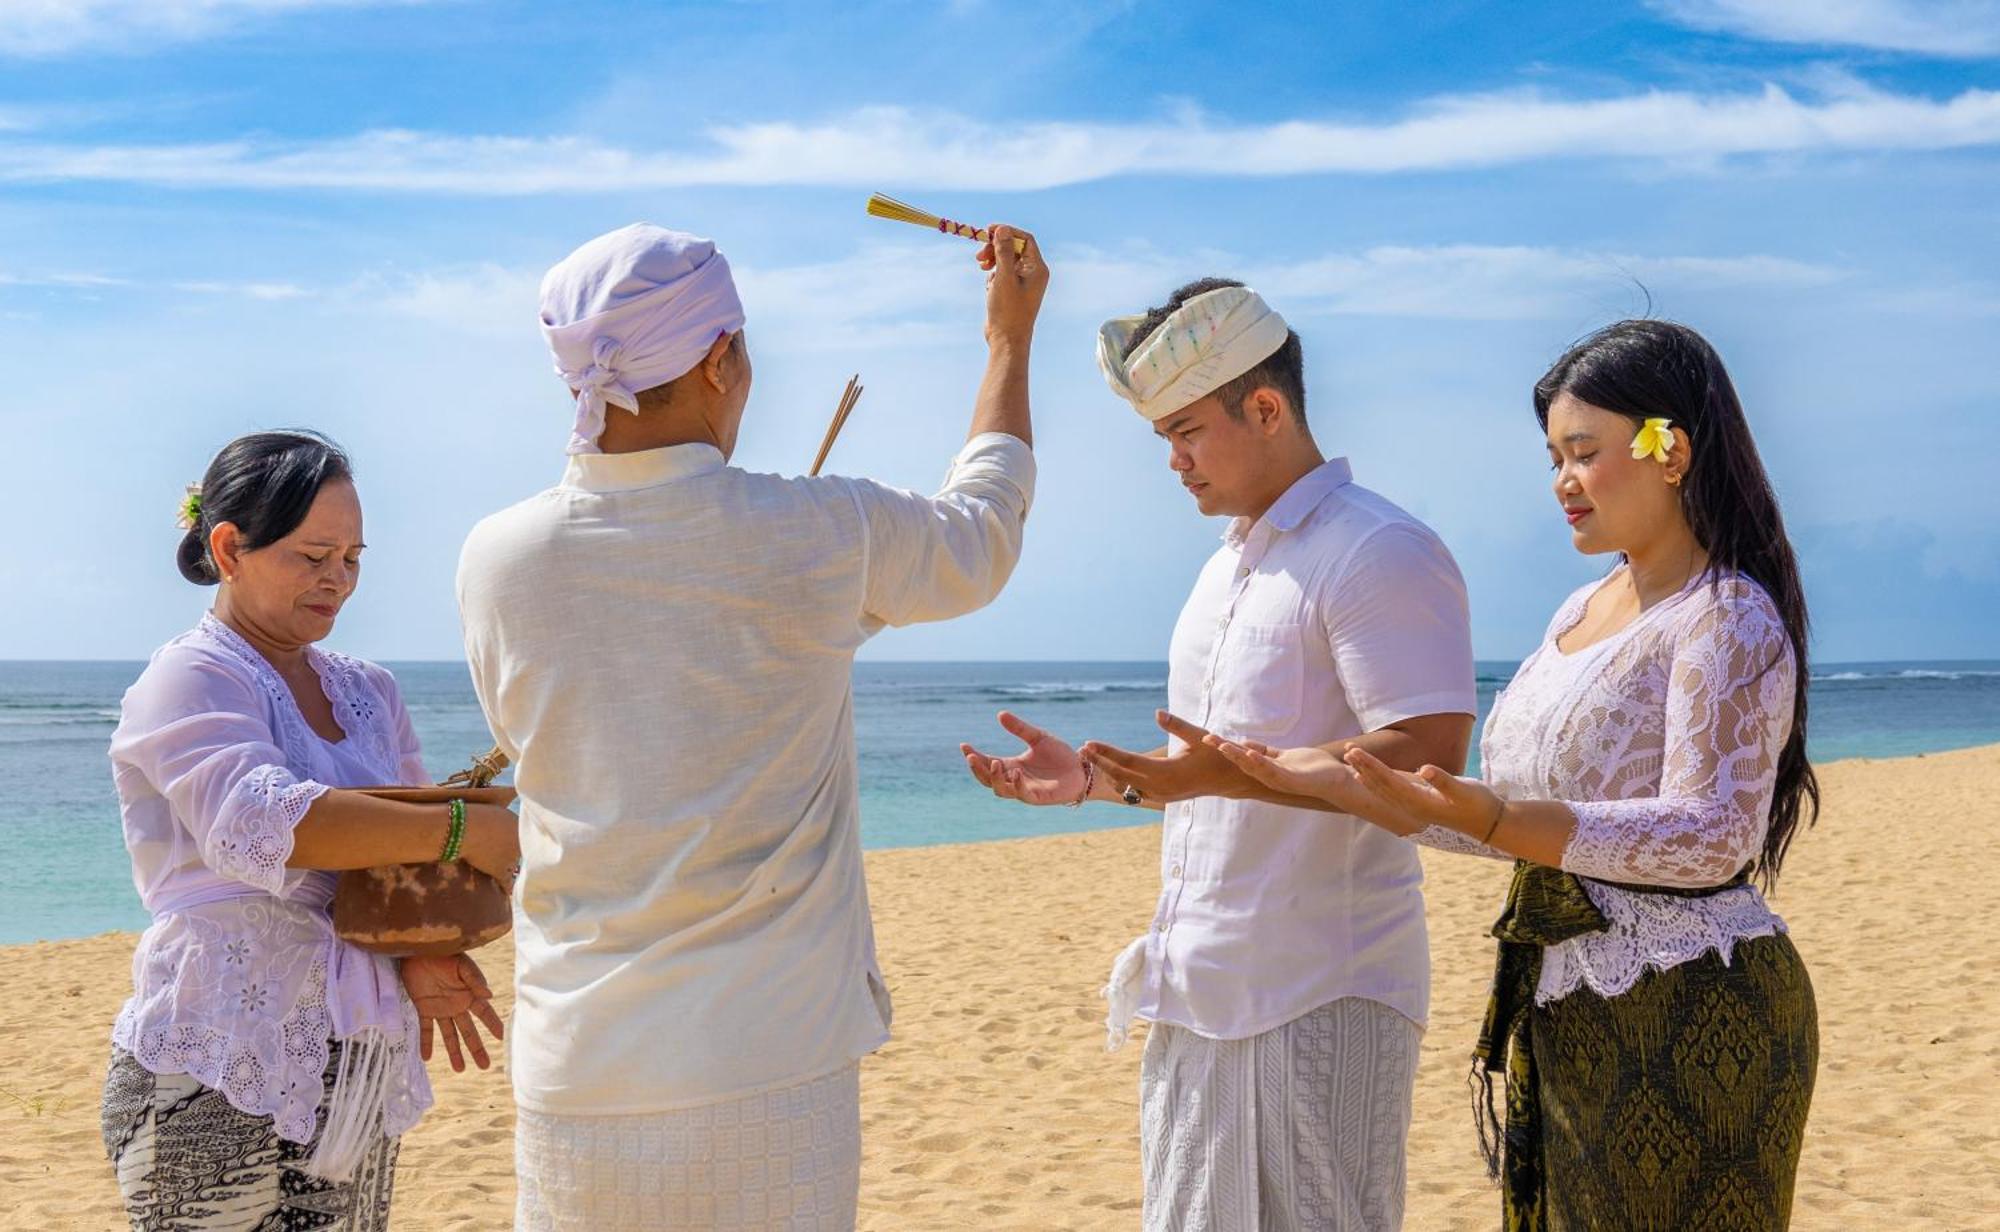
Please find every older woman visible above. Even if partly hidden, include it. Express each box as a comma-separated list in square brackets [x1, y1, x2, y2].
[103, 430, 518, 1230]
[1199, 321, 1820, 1231]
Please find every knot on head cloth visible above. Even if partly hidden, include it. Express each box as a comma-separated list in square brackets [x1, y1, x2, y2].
[1095, 285, 1290, 422]
[539, 223, 747, 454]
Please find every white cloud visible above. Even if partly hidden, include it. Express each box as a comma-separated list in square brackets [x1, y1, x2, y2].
[0, 83, 1995, 194]
[0, 269, 309, 301]
[360, 262, 541, 336]
[0, 0, 433, 56]
[0, 241, 1861, 335]
[1868, 279, 2000, 316]
[342, 248, 976, 350]
[1652, 0, 2000, 57]
[173, 279, 311, 300]
[0, 270, 131, 288]
[736, 245, 976, 351]
[1248, 245, 1843, 320]
[349, 243, 1845, 348]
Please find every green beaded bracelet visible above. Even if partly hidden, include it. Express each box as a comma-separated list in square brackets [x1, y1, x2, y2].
[439, 797, 466, 864]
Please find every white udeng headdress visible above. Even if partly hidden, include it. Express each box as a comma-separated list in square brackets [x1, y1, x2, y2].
[539, 223, 747, 454]
[1095, 285, 1291, 422]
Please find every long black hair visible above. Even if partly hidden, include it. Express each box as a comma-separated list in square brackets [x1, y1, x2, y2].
[1534, 320, 1818, 886]
[177, 431, 354, 586]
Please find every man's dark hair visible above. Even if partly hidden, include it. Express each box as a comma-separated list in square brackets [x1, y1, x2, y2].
[636, 330, 747, 414]
[1121, 277, 1306, 426]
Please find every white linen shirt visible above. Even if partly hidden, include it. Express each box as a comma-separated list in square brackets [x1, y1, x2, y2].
[1142, 457, 1475, 1038]
[456, 432, 1033, 1115]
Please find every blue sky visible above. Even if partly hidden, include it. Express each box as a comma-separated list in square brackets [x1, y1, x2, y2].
[2, 0, 1996, 663]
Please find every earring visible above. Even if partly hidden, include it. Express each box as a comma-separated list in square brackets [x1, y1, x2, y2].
[1666, 472, 1683, 487]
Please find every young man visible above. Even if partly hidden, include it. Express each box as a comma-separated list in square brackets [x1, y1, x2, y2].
[459, 221, 1047, 1231]
[963, 278, 1476, 1231]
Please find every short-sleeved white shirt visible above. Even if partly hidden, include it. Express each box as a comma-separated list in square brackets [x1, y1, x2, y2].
[1142, 457, 1476, 1038]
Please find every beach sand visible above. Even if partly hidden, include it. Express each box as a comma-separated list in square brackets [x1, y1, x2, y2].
[4, 744, 1997, 1229]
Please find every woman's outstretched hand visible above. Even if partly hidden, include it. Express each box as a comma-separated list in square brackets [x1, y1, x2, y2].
[401, 952, 505, 1073]
[1196, 732, 1477, 837]
[1202, 732, 1367, 803]
[1340, 746, 1505, 838]
[961, 711, 1087, 805]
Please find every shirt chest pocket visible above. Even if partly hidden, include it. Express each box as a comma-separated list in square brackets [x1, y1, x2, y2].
[1204, 621, 1307, 740]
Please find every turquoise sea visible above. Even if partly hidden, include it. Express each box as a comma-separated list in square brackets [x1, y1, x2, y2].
[3, 659, 1997, 944]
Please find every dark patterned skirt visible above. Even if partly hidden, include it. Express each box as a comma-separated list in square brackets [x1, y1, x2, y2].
[100, 1043, 399, 1231]
[1522, 933, 1818, 1231]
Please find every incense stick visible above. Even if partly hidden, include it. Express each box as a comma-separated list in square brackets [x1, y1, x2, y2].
[804, 376, 860, 476]
[866, 193, 1028, 253]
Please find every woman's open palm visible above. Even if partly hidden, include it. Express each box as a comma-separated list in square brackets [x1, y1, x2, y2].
[1201, 735, 1440, 835]
[1202, 737, 1366, 804]
[401, 952, 504, 1073]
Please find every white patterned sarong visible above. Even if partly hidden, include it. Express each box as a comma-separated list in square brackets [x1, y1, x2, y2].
[1140, 997, 1420, 1232]
[514, 1063, 861, 1231]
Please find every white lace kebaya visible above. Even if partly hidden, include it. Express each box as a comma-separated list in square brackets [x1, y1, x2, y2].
[1413, 567, 1796, 1006]
[107, 613, 433, 1178]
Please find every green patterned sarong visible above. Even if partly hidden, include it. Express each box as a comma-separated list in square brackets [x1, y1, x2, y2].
[1475, 863, 1818, 1231]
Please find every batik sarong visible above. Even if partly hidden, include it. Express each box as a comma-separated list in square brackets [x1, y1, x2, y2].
[100, 1042, 400, 1231]
[1477, 862, 1817, 1231]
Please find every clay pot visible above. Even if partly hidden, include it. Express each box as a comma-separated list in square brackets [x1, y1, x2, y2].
[331, 782, 516, 958]
[333, 861, 511, 957]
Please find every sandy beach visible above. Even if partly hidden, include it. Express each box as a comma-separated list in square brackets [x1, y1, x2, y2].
[4, 743, 1997, 1230]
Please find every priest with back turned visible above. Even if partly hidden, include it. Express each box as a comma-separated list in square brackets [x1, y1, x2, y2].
[456, 220, 1048, 1231]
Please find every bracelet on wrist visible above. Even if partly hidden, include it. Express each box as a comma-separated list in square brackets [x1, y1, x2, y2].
[1480, 796, 1507, 846]
[1066, 757, 1096, 808]
[439, 798, 467, 864]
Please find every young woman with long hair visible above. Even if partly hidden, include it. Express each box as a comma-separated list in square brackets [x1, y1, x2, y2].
[1197, 319, 1820, 1230]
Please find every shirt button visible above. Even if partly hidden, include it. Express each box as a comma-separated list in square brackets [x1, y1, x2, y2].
[1171, 864, 1183, 878]
[1238, 567, 1251, 578]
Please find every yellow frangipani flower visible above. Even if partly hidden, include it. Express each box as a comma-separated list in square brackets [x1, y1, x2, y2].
[1630, 417, 1674, 464]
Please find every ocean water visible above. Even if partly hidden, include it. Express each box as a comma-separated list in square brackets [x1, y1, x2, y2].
[3, 658, 1997, 944]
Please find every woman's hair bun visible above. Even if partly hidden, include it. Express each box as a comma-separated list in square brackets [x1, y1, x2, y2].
[176, 525, 219, 586]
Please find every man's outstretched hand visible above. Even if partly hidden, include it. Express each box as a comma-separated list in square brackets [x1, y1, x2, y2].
[1080, 711, 1270, 805]
[961, 710, 1087, 806]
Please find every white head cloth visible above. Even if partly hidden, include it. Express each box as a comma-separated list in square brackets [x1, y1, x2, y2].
[539, 223, 747, 454]
[1095, 285, 1290, 422]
